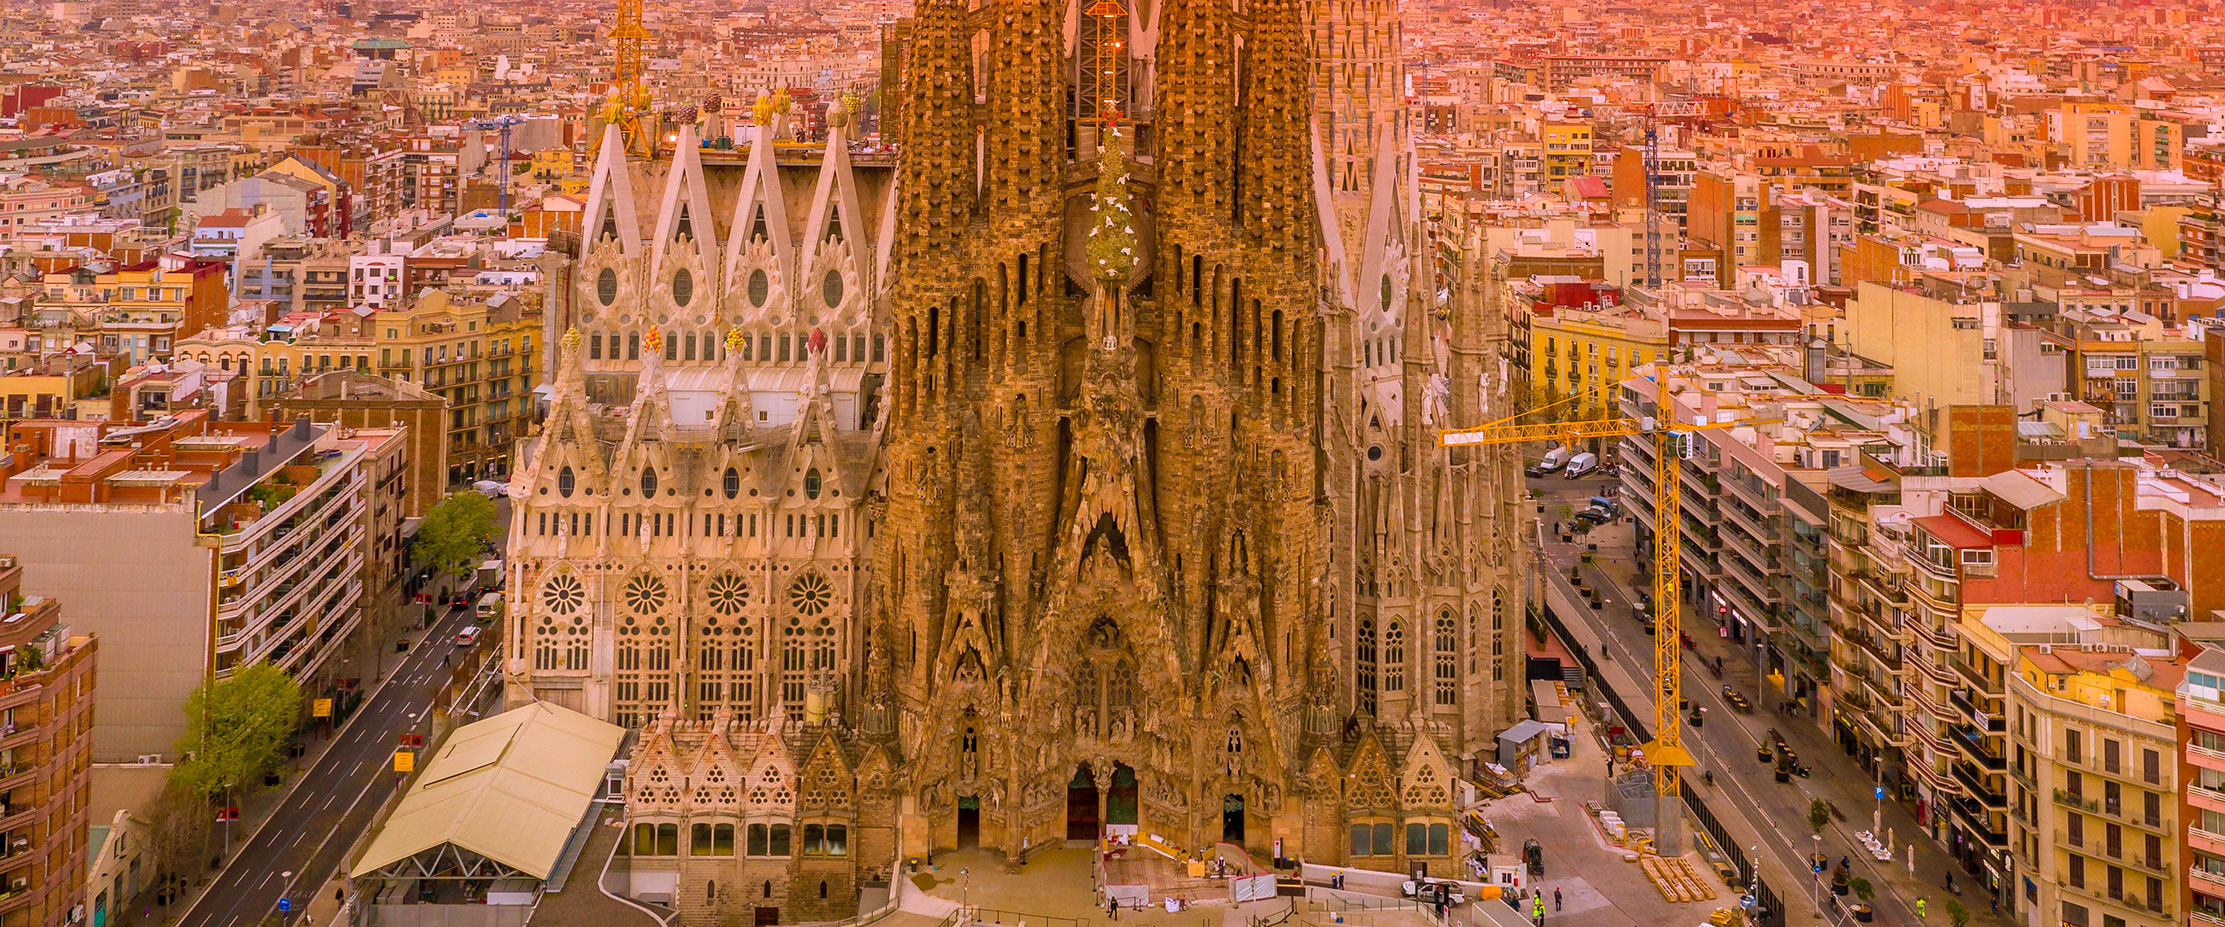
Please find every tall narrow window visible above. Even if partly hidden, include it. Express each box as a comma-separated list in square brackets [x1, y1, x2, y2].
[1433, 613, 1457, 706]
[1356, 618, 1378, 715]
[1384, 622, 1405, 692]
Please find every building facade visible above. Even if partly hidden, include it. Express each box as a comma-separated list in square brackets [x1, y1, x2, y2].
[507, 0, 1528, 918]
[0, 555, 95, 927]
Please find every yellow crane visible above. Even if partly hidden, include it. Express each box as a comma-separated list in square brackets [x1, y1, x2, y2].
[607, 0, 653, 158]
[1440, 383, 1767, 806]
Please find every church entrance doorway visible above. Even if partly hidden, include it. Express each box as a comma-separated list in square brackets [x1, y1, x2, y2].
[1067, 765, 1100, 840]
[957, 795, 980, 849]
[1107, 765, 1138, 825]
[1221, 794, 1245, 843]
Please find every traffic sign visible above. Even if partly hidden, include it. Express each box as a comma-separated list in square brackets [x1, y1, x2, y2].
[1874, 786, 1885, 800]
[313, 698, 333, 718]
[394, 750, 415, 773]
[278, 898, 292, 913]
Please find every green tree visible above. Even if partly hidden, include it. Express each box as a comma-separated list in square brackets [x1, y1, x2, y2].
[1808, 798, 1831, 835]
[172, 662, 303, 799]
[1848, 877, 1873, 901]
[413, 491, 500, 581]
[1942, 898, 1970, 927]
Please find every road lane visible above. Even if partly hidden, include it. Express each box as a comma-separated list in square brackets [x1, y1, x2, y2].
[179, 603, 479, 927]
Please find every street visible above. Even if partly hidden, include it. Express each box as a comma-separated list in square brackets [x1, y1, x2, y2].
[1527, 471, 2007, 927]
[176, 601, 479, 927]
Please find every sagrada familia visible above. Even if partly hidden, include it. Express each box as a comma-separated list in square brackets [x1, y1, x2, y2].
[507, 0, 1530, 918]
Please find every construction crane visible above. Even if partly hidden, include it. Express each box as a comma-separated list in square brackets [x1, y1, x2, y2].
[1440, 381, 1770, 826]
[465, 114, 526, 212]
[607, 0, 653, 158]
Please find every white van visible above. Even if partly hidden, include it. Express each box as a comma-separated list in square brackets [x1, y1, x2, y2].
[1526, 446, 1571, 477]
[1563, 452, 1599, 478]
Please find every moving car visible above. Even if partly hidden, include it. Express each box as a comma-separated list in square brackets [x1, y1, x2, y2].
[454, 626, 483, 647]
[472, 480, 507, 498]
[1563, 452, 1599, 478]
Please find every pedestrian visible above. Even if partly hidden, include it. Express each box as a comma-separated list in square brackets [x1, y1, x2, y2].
[1553, 887, 1562, 911]
[1532, 892, 1545, 925]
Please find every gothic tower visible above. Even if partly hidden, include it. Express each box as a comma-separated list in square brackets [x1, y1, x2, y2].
[519, 0, 1531, 892]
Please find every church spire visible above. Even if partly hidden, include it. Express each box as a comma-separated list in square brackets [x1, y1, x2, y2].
[1239, 0, 1319, 257]
[982, 0, 1065, 224]
[891, 0, 977, 269]
[1153, 0, 1237, 251]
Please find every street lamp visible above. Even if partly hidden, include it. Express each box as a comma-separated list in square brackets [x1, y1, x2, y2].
[1811, 834, 1823, 912]
[961, 867, 970, 914]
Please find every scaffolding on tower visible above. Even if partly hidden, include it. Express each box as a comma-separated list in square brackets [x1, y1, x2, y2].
[608, 0, 653, 158]
[1084, 0, 1129, 128]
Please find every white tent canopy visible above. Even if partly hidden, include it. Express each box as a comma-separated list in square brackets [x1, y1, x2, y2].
[350, 701, 625, 881]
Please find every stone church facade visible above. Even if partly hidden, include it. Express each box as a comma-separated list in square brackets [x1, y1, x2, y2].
[504, 0, 1528, 919]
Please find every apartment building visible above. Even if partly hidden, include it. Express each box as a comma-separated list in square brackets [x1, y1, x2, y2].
[173, 322, 375, 420]
[1619, 364, 1925, 723]
[0, 412, 394, 762]
[1825, 459, 1915, 784]
[2053, 103, 2184, 172]
[372, 288, 536, 484]
[1541, 120, 1593, 190]
[2180, 647, 2225, 927]
[2002, 609, 2182, 927]
[1527, 281, 1803, 413]
[2044, 308, 2210, 449]
[0, 555, 95, 927]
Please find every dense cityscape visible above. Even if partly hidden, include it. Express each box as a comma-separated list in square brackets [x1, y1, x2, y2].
[0, 0, 2222, 926]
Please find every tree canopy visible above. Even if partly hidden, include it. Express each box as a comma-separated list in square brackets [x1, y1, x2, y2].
[414, 491, 500, 580]
[172, 661, 303, 798]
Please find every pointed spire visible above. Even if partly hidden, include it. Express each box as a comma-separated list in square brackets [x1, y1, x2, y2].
[1154, 0, 1237, 249]
[581, 125, 644, 256]
[891, 0, 976, 267]
[1239, 0, 1318, 255]
[651, 123, 720, 277]
[982, 0, 1064, 222]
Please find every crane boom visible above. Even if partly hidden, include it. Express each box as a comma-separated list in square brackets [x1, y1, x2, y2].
[1441, 406, 1762, 801]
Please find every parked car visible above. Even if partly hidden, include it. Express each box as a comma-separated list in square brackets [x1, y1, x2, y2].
[1526, 446, 1571, 477]
[1563, 452, 1599, 478]
[1401, 877, 1467, 905]
[472, 480, 507, 499]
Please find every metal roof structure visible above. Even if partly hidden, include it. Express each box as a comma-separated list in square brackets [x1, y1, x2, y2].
[350, 701, 625, 882]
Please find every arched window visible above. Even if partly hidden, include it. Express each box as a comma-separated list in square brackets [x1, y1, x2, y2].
[1355, 618, 1377, 716]
[1383, 622, 1404, 692]
[1433, 612, 1457, 706]
[557, 466, 575, 498]
[723, 467, 741, 499]
[804, 468, 822, 499]
[641, 468, 658, 497]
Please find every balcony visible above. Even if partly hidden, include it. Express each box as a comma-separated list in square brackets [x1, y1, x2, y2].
[1948, 688, 2004, 730]
[1950, 725, 2006, 769]
[1947, 794, 2007, 845]
[2192, 865, 2225, 897]
[1857, 708, 1909, 747]
[1952, 762, 2007, 807]
[1949, 657, 1999, 695]
[1855, 634, 1904, 672]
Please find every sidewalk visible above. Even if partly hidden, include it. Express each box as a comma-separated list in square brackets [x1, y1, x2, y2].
[1563, 508, 2008, 927]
